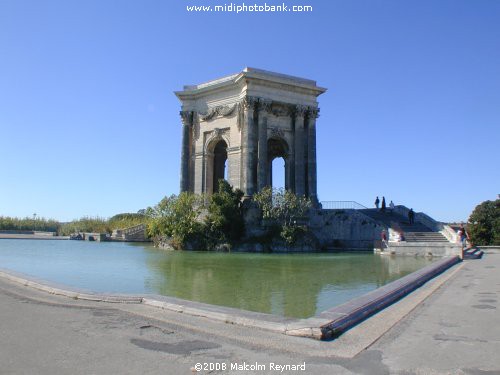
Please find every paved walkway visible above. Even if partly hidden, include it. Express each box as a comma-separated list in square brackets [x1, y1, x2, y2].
[373, 252, 500, 374]
[0, 254, 499, 374]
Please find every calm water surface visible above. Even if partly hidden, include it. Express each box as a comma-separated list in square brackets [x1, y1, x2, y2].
[0, 239, 434, 318]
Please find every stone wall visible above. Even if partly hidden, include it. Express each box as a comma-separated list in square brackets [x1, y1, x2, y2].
[309, 209, 385, 250]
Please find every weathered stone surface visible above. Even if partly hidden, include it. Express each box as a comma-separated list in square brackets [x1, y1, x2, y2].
[309, 208, 386, 250]
[154, 236, 176, 250]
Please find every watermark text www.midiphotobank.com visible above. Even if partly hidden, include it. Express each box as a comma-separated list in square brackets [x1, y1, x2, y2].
[186, 2, 313, 13]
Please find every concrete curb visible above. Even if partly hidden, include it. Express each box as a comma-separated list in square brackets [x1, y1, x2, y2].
[140, 295, 296, 335]
[479, 246, 500, 254]
[318, 256, 461, 339]
[0, 269, 143, 303]
[0, 256, 461, 340]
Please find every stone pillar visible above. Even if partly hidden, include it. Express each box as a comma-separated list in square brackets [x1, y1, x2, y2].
[268, 160, 273, 187]
[307, 107, 319, 206]
[284, 158, 291, 190]
[241, 97, 256, 197]
[193, 154, 203, 194]
[288, 105, 296, 193]
[179, 110, 192, 193]
[226, 149, 241, 190]
[189, 120, 197, 193]
[257, 103, 269, 192]
[294, 106, 306, 196]
[205, 151, 214, 195]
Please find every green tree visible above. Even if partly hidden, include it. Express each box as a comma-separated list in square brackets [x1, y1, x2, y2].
[253, 187, 311, 225]
[468, 199, 500, 246]
[205, 180, 244, 246]
[253, 187, 312, 244]
[146, 193, 204, 249]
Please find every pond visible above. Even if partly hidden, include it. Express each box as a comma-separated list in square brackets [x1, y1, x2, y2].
[0, 239, 434, 318]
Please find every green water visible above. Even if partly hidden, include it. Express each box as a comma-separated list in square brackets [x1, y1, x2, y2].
[0, 239, 433, 318]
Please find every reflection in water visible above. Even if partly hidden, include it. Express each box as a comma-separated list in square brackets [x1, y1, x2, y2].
[143, 250, 433, 318]
[0, 240, 433, 319]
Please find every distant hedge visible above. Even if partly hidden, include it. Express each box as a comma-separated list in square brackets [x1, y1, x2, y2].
[0, 216, 59, 232]
[0, 212, 150, 236]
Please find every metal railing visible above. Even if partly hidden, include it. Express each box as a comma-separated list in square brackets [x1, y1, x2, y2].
[320, 201, 368, 210]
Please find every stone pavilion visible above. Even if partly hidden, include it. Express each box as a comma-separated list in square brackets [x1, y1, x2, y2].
[175, 68, 326, 205]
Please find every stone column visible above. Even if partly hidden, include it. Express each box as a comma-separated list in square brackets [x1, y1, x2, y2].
[294, 106, 306, 196]
[193, 153, 203, 194]
[307, 107, 319, 206]
[284, 158, 291, 190]
[206, 148, 218, 194]
[241, 97, 256, 197]
[257, 101, 270, 192]
[288, 106, 296, 193]
[179, 110, 193, 193]
[268, 160, 273, 187]
[226, 149, 241, 190]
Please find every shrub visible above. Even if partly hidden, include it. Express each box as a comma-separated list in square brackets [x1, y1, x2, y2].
[58, 217, 110, 235]
[108, 212, 149, 230]
[205, 180, 244, 247]
[146, 183, 246, 250]
[146, 193, 204, 249]
[253, 187, 312, 244]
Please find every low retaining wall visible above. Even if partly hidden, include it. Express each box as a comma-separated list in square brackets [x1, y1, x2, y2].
[0, 269, 142, 303]
[0, 233, 69, 240]
[378, 242, 462, 257]
[310, 209, 385, 250]
[83, 233, 107, 242]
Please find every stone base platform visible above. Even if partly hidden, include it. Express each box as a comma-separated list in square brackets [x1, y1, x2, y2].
[376, 242, 462, 257]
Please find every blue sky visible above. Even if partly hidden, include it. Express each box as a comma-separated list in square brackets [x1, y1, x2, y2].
[0, 0, 498, 222]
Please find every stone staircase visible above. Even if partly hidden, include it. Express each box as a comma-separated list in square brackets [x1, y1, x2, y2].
[403, 232, 449, 243]
[360, 208, 461, 257]
[359, 209, 447, 242]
